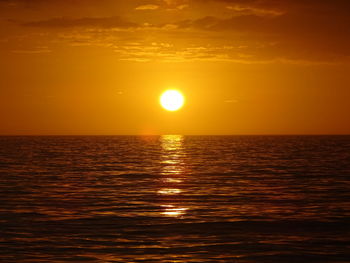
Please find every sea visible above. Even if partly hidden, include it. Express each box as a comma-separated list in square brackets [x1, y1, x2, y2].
[0, 135, 349, 262]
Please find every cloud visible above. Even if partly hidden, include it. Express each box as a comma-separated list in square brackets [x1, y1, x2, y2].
[175, 15, 266, 31]
[226, 4, 283, 17]
[161, 0, 189, 10]
[135, 4, 159, 10]
[2, 0, 350, 64]
[22, 16, 138, 29]
[12, 47, 51, 54]
[113, 42, 277, 63]
[175, 4, 188, 10]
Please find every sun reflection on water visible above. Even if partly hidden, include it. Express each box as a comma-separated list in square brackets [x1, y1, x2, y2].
[159, 135, 188, 218]
[163, 178, 182, 183]
[161, 205, 188, 217]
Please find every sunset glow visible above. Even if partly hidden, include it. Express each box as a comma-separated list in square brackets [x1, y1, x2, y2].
[1, 1, 349, 262]
[0, 0, 349, 135]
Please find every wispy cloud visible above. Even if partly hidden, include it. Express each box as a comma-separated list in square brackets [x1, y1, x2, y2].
[12, 46, 51, 54]
[113, 42, 277, 63]
[226, 5, 283, 17]
[135, 4, 159, 10]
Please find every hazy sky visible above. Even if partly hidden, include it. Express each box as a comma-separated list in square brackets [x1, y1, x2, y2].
[0, 0, 349, 135]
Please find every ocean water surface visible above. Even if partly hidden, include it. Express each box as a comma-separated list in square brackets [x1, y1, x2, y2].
[0, 135, 349, 262]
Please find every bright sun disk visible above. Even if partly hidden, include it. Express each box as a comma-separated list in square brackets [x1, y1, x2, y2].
[160, 90, 185, 111]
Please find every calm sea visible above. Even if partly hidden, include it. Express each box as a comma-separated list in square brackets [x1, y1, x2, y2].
[0, 135, 349, 262]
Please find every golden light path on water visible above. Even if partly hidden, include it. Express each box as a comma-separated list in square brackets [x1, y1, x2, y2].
[158, 135, 188, 217]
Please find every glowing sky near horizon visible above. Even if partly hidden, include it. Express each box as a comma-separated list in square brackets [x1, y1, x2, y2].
[0, 0, 349, 135]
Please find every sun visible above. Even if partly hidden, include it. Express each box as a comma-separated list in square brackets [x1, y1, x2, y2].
[160, 89, 185, 111]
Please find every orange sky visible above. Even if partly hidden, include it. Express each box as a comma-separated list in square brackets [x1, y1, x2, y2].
[0, 0, 349, 135]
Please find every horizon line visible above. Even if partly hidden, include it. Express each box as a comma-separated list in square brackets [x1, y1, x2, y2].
[0, 134, 349, 136]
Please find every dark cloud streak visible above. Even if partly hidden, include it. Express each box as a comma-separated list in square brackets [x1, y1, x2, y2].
[22, 16, 138, 29]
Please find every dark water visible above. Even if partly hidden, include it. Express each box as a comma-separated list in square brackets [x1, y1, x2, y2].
[0, 135, 349, 262]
